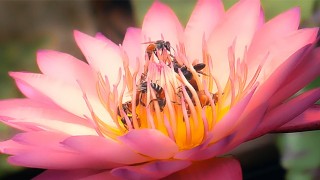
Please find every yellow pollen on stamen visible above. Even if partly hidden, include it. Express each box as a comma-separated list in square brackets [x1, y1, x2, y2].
[84, 40, 260, 150]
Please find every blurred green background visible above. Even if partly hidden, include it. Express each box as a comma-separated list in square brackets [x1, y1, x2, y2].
[0, 0, 319, 179]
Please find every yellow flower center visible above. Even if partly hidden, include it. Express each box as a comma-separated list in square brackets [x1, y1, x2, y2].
[88, 40, 261, 150]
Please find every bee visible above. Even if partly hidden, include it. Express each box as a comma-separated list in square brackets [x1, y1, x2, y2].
[117, 101, 140, 129]
[149, 82, 166, 112]
[196, 90, 219, 107]
[136, 81, 166, 111]
[177, 86, 219, 117]
[145, 40, 171, 56]
[136, 81, 148, 106]
[172, 59, 206, 91]
[172, 59, 206, 80]
[144, 40, 173, 64]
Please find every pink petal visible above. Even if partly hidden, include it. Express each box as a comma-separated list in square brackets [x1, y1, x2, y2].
[0, 117, 43, 132]
[95, 32, 117, 48]
[74, 30, 123, 87]
[0, 131, 69, 155]
[269, 47, 320, 108]
[122, 27, 143, 73]
[8, 150, 119, 170]
[2, 132, 120, 169]
[247, 7, 300, 68]
[272, 105, 320, 132]
[141, 1, 183, 47]
[36, 50, 97, 95]
[184, 0, 224, 62]
[166, 157, 242, 180]
[261, 28, 318, 80]
[250, 88, 320, 139]
[210, 85, 257, 142]
[34, 169, 104, 180]
[118, 129, 178, 159]
[0, 99, 95, 135]
[230, 45, 310, 145]
[176, 84, 256, 160]
[207, 0, 261, 87]
[257, 7, 265, 29]
[9, 72, 114, 127]
[188, 136, 232, 160]
[81, 170, 121, 180]
[14, 77, 55, 104]
[111, 160, 191, 180]
[62, 135, 151, 165]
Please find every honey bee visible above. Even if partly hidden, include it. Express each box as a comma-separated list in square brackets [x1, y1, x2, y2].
[144, 40, 173, 64]
[136, 81, 166, 112]
[177, 87, 218, 118]
[117, 101, 140, 129]
[149, 82, 166, 112]
[196, 90, 219, 107]
[172, 59, 206, 79]
[136, 81, 148, 106]
[173, 59, 206, 91]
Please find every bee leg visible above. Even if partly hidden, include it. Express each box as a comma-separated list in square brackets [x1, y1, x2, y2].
[197, 71, 208, 76]
[139, 97, 146, 107]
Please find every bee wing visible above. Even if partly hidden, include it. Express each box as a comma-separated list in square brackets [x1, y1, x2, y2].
[193, 63, 206, 71]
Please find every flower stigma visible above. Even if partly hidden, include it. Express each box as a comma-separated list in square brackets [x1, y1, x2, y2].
[85, 39, 262, 150]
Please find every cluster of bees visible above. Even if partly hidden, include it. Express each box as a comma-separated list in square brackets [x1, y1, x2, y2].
[117, 40, 218, 129]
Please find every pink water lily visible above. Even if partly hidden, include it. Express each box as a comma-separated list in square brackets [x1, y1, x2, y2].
[1, 0, 320, 179]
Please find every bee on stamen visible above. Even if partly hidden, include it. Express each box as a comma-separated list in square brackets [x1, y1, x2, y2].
[143, 40, 174, 64]
[117, 101, 140, 129]
[149, 82, 166, 112]
[172, 58, 207, 91]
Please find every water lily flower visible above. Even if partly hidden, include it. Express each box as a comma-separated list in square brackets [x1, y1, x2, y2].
[1, 0, 320, 179]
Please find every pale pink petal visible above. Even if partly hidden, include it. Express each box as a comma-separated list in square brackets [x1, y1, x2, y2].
[74, 30, 122, 87]
[35, 169, 104, 180]
[111, 160, 191, 180]
[122, 27, 143, 73]
[95, 32, 118, 49]
[0, 117, 43, 132]
[207, 0, 261, 87]
[269, 47, 320, 108]
[118, 129, 178, 159]
[247, 7, 300, 67]
[229, 45, 311, 145]
[250, 88, 320, 139]
[166, 157, 241, 180]
[141, 1, 184, 47]
[62, 135, 151, 164]
[9, 72, 114, 127]
[184, 0, 224, 62]
[37, 50, 97, 95]
[272, 105, 320, 132]
[14, 78, 55, 104]
[261, 28, 318, 80]
[0, 99, 95, 135]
